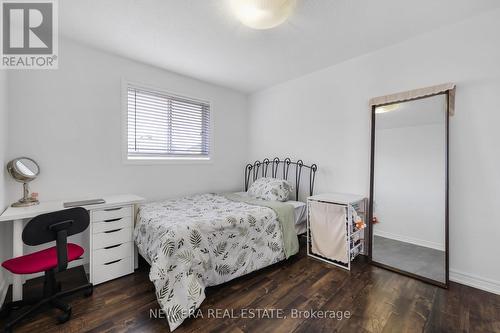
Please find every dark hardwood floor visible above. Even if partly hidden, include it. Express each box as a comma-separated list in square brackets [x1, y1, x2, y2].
[1, 240, 499, 333]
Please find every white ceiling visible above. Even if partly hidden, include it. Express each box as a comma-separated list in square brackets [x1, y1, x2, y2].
[60, 0, 500, 93]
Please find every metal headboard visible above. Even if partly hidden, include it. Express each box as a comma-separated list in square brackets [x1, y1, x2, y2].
[244, 158, 318, 200]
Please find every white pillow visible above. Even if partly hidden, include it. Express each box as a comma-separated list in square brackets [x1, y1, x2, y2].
[248, 177, 293, 202]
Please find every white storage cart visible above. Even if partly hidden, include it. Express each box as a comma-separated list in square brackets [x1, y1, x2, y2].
[307, 193, 368, 270]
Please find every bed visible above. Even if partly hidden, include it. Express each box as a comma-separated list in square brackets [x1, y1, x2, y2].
[134, 158, 317, 330]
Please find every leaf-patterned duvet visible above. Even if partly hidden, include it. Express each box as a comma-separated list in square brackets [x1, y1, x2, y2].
[134, 193, 294, 331]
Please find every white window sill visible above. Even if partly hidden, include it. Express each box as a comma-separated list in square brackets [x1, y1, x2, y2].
[123, 156, 212, 165]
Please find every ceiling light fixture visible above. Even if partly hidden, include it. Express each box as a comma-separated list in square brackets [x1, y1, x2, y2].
[230, 0, 296, 30]
[375, 104, 400, 114]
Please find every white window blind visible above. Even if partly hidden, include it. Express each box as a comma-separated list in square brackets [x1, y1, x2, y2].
[127, 84, 210, 159]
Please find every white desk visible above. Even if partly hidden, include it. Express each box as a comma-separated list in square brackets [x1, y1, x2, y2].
[0, 194, 145, 301]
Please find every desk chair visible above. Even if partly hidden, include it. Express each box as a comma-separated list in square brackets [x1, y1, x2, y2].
[1, 207, 93, 332]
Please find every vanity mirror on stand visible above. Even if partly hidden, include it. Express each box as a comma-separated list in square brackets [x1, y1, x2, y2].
[368, 83, 455, 288]
[7, 157, 40, 207]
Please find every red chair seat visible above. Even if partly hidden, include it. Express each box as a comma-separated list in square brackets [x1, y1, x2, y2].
[1, 243, 84, 274]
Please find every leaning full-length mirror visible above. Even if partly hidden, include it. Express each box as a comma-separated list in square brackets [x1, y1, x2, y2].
[369, 89, 451, 287]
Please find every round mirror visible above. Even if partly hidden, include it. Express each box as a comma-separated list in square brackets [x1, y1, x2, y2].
[7, 157, 40, 207]
[9, 158, 40, 181]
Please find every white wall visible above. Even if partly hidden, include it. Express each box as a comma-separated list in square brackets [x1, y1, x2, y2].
[0, 71, 9, 305]
[7, 38, 248, 202]
[249, 9, 500, 294]
[2, 38, 248, 293]
[0, 72, 7, 212]
[374, 123, 445, 251]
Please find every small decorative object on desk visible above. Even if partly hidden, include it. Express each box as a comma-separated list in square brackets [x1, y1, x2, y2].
[7, 157, 40, 207]
[307, 193, 368, 271]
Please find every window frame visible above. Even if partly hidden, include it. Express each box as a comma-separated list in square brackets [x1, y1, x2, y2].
[121, 79, 213, 164]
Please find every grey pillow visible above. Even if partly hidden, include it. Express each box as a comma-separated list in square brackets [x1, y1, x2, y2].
[248, 177, 293, 202]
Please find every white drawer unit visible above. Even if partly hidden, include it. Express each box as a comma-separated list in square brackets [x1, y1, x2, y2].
[93, 242, 133, 266]
[92, 227, 132, 250]
[93, 216, 132, 234]
[93, 256, 133, 286]
[93, 206, 132, 222]
[307, 193, 368, 271]
[90, 204, 136, 285]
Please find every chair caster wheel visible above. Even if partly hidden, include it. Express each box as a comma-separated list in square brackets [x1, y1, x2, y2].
[57, 307, 72, 324]
[84, 286, 93, 297]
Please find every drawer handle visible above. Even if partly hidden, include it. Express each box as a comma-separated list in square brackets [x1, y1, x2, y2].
[104, 207, 122, 212]
[104, 228, 122, 234]
[104, 259, 122, 265]
[104, 218, 122, 223]
[104, 244, 122, 250]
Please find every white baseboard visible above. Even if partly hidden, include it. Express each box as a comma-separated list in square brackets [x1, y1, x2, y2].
[374, 230, 445, 251]
[0, 279, 7, 308]
[450, 269, 500, 295]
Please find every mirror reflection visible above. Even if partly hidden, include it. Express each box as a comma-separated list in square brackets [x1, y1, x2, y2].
[15, 159, 39, 178]
[372, 94, 447, 284]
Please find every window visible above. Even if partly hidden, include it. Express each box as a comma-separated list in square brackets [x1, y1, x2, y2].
[126, 84, 210, 160]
